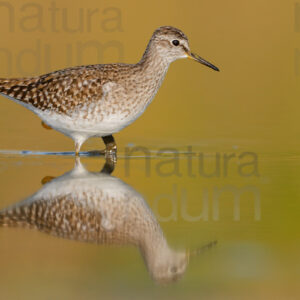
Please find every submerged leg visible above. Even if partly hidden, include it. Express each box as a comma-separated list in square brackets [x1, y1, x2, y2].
[102, 135, 117, 153]
[75, 142, 81, 156]
[100, 152, 117, 174]
[100, 136, 117, 173]
[86, 135, 117, 156]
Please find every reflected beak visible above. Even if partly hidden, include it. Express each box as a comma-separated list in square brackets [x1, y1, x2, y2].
[188, 52, 220, 72]
[188, 240, 218, 259]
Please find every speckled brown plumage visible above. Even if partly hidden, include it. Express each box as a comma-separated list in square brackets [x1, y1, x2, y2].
[0, 159, 188, 282]
[0, 195, 132, 245]
[0, 26, 219, 154]
[0, 158, 189, 283]
[0, 65, 114, 114]
[0, 156, 219, 283]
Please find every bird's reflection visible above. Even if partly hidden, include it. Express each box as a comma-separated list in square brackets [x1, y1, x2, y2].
[0, 156, 215, 284]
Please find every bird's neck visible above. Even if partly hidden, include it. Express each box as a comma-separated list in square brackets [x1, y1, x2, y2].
[139, 228, 170, 267]
[138, 41, 171, 75]
[126, 43, 170, 111]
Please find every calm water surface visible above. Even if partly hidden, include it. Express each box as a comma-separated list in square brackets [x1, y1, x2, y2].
[0, 144, 298, 299]
[0, 0, 298, 298]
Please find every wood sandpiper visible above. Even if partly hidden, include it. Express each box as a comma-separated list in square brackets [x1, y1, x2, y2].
[0, 26, 219, 155]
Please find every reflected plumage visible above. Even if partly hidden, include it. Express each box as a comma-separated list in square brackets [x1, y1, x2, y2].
[0, 157, 190, 283]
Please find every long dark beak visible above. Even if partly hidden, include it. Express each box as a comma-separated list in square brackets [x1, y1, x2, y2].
[188, 52, 220, 72]
[186, 240, 218, 261]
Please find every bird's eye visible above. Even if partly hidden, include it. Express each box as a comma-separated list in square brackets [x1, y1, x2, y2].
[172, 40, 180, 46]
[170, 266, 177, 273]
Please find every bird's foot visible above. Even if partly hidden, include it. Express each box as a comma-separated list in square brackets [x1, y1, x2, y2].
[41, 176, 55, 185]
[41, 121, 52, 130]
[105, 147, 117, 161]
[106, 142, 117, 153]
[75, 135, 117, 157]
[86, 145, 117, 157]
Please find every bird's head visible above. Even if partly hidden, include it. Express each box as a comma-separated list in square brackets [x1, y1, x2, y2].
[148, 249, 189, 284]
[145, 240, 217, 284]
[150, 26, 219, 71]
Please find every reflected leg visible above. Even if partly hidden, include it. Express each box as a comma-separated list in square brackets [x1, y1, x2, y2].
[88, 135, 117, 156]
[100, 152, 117, 174]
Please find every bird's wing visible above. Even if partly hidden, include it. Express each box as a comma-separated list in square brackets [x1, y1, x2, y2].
[0, 65, 105, 115]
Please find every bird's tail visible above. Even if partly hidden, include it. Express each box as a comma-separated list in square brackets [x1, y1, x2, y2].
[0, 208, 13, 227]
[0, 205, 31, 228]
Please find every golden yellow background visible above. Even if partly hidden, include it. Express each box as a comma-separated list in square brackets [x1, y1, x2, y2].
[0, 1, 299, 299]
[0, 0, 298, 151]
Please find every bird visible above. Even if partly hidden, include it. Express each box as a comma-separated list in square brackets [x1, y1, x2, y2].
[0, 26, 219, 155]
[0, 156, 217, 284]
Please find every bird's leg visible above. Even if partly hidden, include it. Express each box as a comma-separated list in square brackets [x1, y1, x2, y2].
[102, 135, 117, 153]
[41, 121, 52, 130]
[86, 135, 117, 156]
[41, 176, 56, 185]
[75, 142, 81, 156]
[100, 152, 117, 174]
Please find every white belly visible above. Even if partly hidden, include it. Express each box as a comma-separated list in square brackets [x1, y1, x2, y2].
[36, 104, 144, 144]
[39, 110, 127, 137]
[1, 78, 157, 147]
[35, 83, 151, 142]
